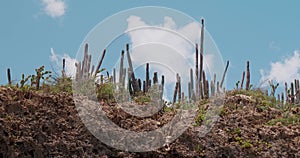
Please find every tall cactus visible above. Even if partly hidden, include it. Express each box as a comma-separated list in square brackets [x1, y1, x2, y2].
[146, 63, 150, 92]
[94, 48, 106, 78]
[178, 75, 181, 103]
[190, 68, 194, 91]
[119, 50, 125, 84]
[126, 43, 139, 93]
[113, 68, 116, 84]
[285, 82, 288, 102]
[188, 82, 191, 100]
[220, 60, 229, 88]
[173, 81, 179, 105]
[240, 71, 245, 89]
[62, 59, 66, 78]
[195, 43, 199, 97]
[153, 72, 158, 84]
[245, 61, 251, 90]
[291, 82, 295, 103]
[200, 19, 204, 83]
[7, 68, 11, 85]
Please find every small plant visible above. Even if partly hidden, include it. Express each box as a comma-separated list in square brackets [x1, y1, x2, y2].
[194, 107, 206, 126]
[134, 95, 151, 104]
[241, 140, 253, 148]
[268, 80, 279, 97]
[30, 66, 51, 90]
[20, 74, 31, 89]
[267, 113, 300, 126]
[51, 76, 73, 94]
[235, 81, 240, 90]
[96, 82, 114, 101]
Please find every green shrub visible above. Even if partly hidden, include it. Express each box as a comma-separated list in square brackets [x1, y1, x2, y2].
[96, 82, 114, 101]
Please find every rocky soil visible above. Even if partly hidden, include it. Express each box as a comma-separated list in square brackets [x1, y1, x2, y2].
[1, 86, 300, 157]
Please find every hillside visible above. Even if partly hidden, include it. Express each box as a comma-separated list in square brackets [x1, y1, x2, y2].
[1, 86, 300, 157]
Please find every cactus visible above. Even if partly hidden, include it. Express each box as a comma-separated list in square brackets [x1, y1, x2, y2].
[220, 60, 229, 88]
[137, 79, 142, 91]
[199, 82, 203, 99]
[195, 43, 199, 97]
[161, 75, 165, 94]
[153, 72, 158, 84]
[295, 79, 300, 103]
[188, 82, 191, 100]
[245, 61, 250, 90]
[235, 81, 240, 90]
[190, 68, 194, 91]
[240, 71, 245, 89]
[113, 68, 116, 84]
[126, 43, 139, 93]
[200, 19, 204, 83]
[202, 71, 207, 98]
[285, 82, 288, 102]
[146, 63, 150, 92]
[268, 80, 279, 97]
[7, 68, 11, 85]
[291, 82, 295, 103]
[31, 66, 51, 90]
[217, 81, 220, 94]
[281, 92, 284, 105]
[176, 74, 181, 103]
[90, 65, 95, 77]
[20, 74, 31, 88]
[119, 50, 124, 84]
[142, 80, 146, 93]
[205, 80, 209, 99]
[173, 81, 179, 105]
[94, 48, 106, 78]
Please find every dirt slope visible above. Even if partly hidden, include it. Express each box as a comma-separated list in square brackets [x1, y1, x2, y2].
[1, 86, 300, 157]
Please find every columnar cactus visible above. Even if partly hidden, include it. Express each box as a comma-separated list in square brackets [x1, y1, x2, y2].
[173, 81, 179, 105]
[7, 68, 11, 85]
[291, 82, 295, 103]
[178, 75, 181, 103]
[200, 19, 204, 83]
[146, 63, 150, 92]
[94, 48, 106, 78]
[153, 72, 158, 84]
[126, 43, 139, 93]
[245, 61, 250, 90]
[240, 71, 245, 90]
[195, 43, 199, 97]
[119, 50, 124, 84]
[220, 60, 229, 88]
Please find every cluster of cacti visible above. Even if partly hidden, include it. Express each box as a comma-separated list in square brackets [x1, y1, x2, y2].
[283, 79, 300, 104]
[75, 43, 106, 82]
[100, 43, 165, 103]
[235, 61, 251, 91]
[5, 18, 300, 109]
[6, 66, 51, 90]
[173, 19, 230, 104]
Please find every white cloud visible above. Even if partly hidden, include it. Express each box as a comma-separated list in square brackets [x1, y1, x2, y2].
[260, 50, 300, 86]
[49, 48, 77, 77]
[42, 0, 66, 18]
[126, 16, 202, 83]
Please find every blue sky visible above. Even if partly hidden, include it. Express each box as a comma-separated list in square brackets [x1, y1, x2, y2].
[1, 0, 300, 93]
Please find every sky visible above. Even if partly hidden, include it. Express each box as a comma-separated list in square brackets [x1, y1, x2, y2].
[1, 0, 300, 95]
